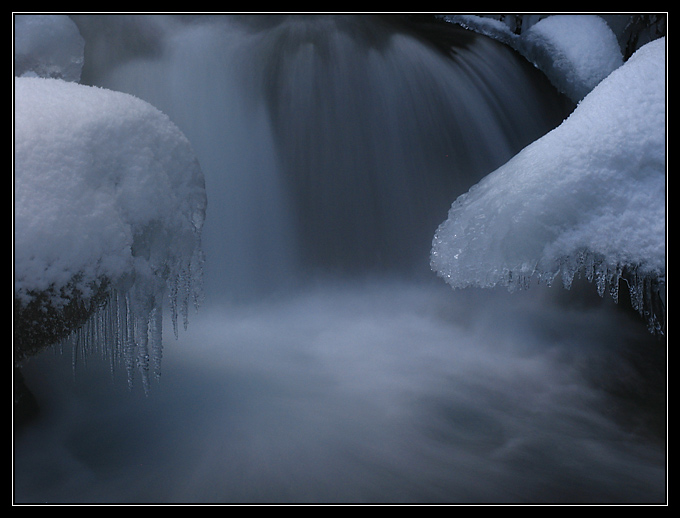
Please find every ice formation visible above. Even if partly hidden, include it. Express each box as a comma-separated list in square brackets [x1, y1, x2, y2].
[14, 76, 207, 389]
[446, 14, 623, 103]
[431, 37, 666, 332]
[14, 14, 85, 82]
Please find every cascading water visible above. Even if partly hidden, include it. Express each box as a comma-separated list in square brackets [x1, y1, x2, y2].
[76, 14, 569, 295]
[14, 15, 665, 504]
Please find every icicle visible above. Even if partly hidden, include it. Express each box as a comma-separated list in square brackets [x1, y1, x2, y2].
[71, 327, 79, 378]
[559, 254, 578, 290]
[107, 290, 119, 378]
[169, 273, 180, 340]
[608, 264, 623, 304]
[136, 323, 151, 396]
[123, 292, 136, 390]
[584, 253, 596, 283]
[176, 265, 191, 333]
[149, 305, 163, 380]
[190, 248, 205, 313]
[595, 264, 607, 297]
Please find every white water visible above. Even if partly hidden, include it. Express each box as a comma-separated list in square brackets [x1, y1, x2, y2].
[14, 15, 665, 504]
[80, 15, 570, 294]
[14, 278, 666, 503]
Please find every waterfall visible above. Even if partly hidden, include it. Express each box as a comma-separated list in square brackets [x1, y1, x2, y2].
[74, 14, 569, 299]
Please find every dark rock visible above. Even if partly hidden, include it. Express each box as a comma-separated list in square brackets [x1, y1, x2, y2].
[13, 367, 39, 431]
[13, 277, 111, 431]
[14, 277, 110, 365]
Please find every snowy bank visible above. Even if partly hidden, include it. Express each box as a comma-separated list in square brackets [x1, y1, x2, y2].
[447, 15, 623, 103]
[431, 37, 666, 332]
[14, 77, 206, 374]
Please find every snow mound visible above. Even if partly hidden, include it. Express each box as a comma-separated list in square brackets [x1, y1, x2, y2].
[14, 77, 207, 386]
[14, 14, 85, 82]
[448, 14, 623, 103]
[431, 38, 666, 332]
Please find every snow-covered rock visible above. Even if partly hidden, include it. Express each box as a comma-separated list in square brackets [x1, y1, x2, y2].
[14, 14, 85, 82]
[431, 37, 666, 332]
[447, 14, 624, 103]
[14, 77, 207, 380]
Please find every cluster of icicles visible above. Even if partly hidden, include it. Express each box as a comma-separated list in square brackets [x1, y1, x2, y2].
[59, 266, 202, 394]
[557, 251, 665, 335]
[451, 248, 666, 335]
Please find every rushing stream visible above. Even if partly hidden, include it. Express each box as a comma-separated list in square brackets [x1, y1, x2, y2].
[13, 15, 666, 504]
